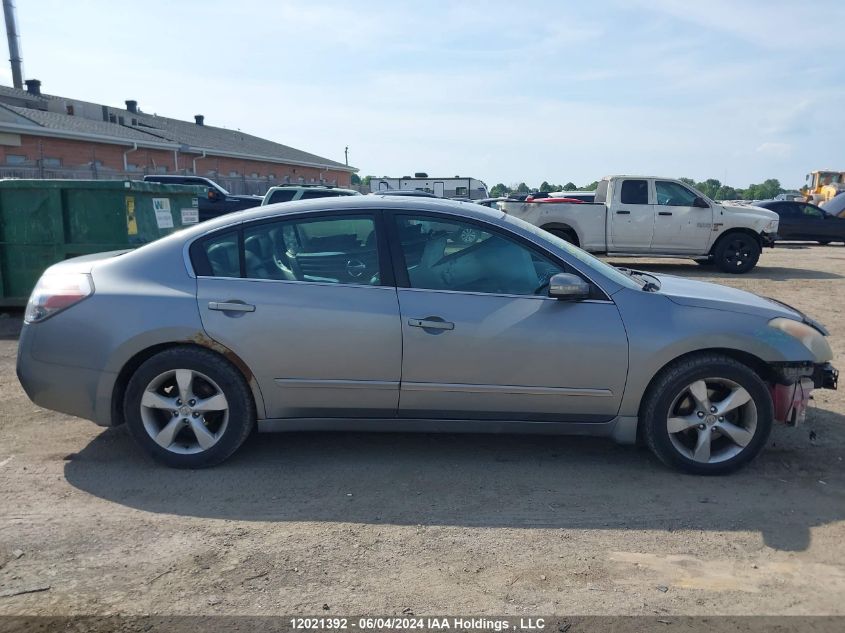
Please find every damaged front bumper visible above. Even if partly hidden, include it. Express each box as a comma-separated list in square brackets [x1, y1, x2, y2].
[761, 231, 779, 247]
[770, 362, 838, 426]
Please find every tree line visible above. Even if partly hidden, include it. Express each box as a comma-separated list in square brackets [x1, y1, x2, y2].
[488, 177, 787, 201]
[354, 174, 789, 201]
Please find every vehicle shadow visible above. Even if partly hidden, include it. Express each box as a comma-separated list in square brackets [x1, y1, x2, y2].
[606, 260, 844, 281]
[64, 408, 845, 553]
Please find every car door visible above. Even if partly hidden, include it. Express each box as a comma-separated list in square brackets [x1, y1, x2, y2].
[609, 178, 654, 251]
[651, 180, 713, 252]
[771, 202, 802, 240]
[192, 211, 402, 419]
[796, 203, 836, 241]
[389, 212, 629, 422]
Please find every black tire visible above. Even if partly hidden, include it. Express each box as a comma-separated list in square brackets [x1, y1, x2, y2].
[124, 346, 255, 468]
[641, 354, 773, 475]
[713, 232, 761, 274]
[547, 228, 578, 245]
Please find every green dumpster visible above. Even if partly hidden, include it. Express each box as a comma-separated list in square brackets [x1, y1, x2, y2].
[0, 179, 204, 307]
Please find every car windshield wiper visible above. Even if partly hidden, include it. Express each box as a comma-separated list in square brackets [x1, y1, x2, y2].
[616, 267, 661, 292]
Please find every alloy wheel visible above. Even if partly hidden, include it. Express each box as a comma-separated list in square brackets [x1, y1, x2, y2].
[666, 377, 758, 464]
[722, 237, 753, 269]
[459, 228, 479, 244]
[139, 369, 229, 455]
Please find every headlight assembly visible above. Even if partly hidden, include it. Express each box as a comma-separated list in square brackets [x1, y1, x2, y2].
[769, 317, 832, 361]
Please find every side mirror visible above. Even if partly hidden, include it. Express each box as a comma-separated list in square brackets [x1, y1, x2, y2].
[548, 273, 590, 301]
[693, 196, 710, 208]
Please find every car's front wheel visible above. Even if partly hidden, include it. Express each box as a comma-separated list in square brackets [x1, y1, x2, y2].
[124, 346, 255, 468]
[713, 232, 761, 274]
[642, 354, 773, 475]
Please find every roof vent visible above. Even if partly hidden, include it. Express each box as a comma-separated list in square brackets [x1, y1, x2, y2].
[194, 114, 204, 126]
[125, 100, 138, 113]
[24, 79, 41, 96]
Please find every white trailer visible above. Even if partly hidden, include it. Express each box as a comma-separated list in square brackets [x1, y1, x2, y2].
[370, 175, 489, 200]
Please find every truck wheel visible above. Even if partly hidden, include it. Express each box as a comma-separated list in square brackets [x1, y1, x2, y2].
[124, 346, 255, 468]
[713, 233, 760, 274]
[548, 228, 578, 246]
[641, 354, 773, 475]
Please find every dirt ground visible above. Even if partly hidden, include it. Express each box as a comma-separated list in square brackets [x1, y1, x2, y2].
[0, 243, 843, 618]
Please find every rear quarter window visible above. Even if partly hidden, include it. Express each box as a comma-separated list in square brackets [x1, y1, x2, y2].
[190, 230, 240, 277]
[268, 190, 297, 204]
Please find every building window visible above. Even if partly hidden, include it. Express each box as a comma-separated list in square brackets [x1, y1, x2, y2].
[268, 173, 276, 180]
[125, 164, 140, 172]
[156, 165, 168, 174]
[42, 157, 62, 168]
[250, 172, 259, 178]
[229, 170, 239, 177]
[5, 154, 26, 165]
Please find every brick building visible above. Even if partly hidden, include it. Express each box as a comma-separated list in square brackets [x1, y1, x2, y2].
[0, 81, 355, 194]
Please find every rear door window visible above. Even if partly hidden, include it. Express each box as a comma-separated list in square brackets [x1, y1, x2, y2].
[620, 180, 649, 205]
[243, 214, 383, 285]
[193, 231, 240, 278]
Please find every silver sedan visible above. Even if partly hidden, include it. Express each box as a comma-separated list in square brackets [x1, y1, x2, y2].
[17, 197, 838, 473]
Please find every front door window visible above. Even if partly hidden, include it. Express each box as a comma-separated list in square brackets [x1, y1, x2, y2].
[394, 215, 565, 296]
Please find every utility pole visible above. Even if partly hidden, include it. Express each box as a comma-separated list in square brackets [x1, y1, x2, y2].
[344, 146, 348, 166]
[2, 0, 23, 89]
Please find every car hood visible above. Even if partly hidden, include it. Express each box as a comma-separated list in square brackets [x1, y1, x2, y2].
[717, 202, 779, 222]
[653, 273, 826, 332]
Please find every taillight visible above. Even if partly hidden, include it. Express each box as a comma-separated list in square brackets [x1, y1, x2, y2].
[24, 273, 94, 324]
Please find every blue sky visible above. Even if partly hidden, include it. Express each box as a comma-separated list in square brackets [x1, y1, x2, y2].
[8, 0, 845, 189]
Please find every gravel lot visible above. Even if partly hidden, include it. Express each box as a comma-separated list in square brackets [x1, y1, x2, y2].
[0, 244, 843, 618]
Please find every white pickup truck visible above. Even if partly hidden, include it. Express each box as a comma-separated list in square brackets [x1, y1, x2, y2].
[499, 175, 780, 273]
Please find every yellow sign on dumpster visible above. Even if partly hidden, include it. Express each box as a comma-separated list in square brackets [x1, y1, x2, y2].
[126, 196, 137, 236]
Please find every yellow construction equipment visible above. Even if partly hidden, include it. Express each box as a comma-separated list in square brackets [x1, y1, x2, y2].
[803, 170, 845, 204]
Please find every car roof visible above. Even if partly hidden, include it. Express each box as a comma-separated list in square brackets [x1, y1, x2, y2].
[190, 194, 500, 234]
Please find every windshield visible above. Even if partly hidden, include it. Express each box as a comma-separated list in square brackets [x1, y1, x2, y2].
[501, 212, 644, 290]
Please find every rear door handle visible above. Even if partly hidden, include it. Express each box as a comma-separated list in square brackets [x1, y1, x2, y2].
[208, 301, 255, 312]
[658, 211, 673, 216]
[616, 210, 631, 215]
[408, 318, 454, 331]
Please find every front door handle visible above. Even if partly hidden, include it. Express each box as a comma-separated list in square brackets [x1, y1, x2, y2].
[408, 318, 454, 331]
[616, 210, 631, 215]
[658, 211, 673, 216]
[208, 301, 256, 313]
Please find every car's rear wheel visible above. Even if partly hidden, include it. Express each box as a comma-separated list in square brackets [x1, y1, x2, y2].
[642, 354, 773, 475]
[713, 232, 761, 274]
[547, 228, 578, 245]
[124, 346, 255, 468]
